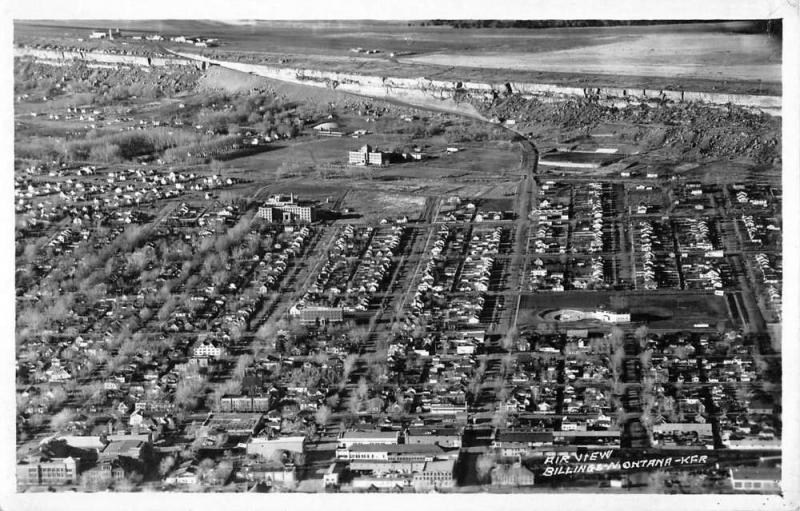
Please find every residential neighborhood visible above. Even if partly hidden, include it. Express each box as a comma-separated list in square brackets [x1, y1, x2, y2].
[12, 18, 784, 497]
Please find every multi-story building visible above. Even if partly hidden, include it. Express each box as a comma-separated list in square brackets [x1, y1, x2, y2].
[257, 194, 314, 223]
[348, 144, 387, 166]
[80, 460, 128, 485]
[297, 306, 344, 325]
[16, 457, 78, 487]
[491, 461, 535, 487]
[411, 458, 456, 490]
[220, 394, 271, 413]
[280, 203, 313, 222]
[193, 340, 226, 359]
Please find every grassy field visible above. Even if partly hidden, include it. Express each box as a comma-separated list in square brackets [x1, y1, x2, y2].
[519, 290, 731, 329]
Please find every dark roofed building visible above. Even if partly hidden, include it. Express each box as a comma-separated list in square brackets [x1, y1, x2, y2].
[406, 426, 462, 448]
[98, 439, 146, 462]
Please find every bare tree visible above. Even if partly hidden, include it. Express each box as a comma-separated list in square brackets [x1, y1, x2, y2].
[315, 405, 332, 427]
[50, 408, 76, 431]
[476, 454, 496, 484]
[634, 325, 649, 349]
[342, 354, 358, 380]
[501, 326, 518, 351]
[213, 460, 233, 485]
[159, 455, 176, 477]
[19, 307, 45, 332]
[356, 377, 369, 400]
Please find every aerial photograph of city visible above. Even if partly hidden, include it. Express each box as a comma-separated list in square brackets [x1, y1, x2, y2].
[8, 11, 791, 503]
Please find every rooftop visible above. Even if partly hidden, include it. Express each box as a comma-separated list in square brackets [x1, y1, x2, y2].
[348, 443, 443, 454]
[421, 458, 456, 473]
[100, 439, 144, 455]
[496, 430, 554, 443]
[340, 430, 399, 439]
[249, 435, 306, 444]
[730, 467, 781, 480]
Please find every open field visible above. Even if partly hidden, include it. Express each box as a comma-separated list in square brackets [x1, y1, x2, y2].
[15, 20, 782, 95]
[402, 30, 780, 84]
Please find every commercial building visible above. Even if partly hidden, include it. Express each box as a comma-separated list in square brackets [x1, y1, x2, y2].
[246, 436, 307, 458]
[652, 422, 714, 448]
[427, 402, 468, 416]
[552, 430, 621, 447]
[338, 430, 400, 450]
[405, 427, 462, 448]
[492, 430, 554, 456]
[729, 467, 781, 492]
[351, 474, 410, 490]
[337, 443, 443, 461]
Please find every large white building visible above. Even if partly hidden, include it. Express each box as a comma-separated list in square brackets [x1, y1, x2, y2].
[589, 310, 631, 323]
[348, 144, 386, 166]
[257, 194, 313, 223]
[193, 340, 226, 359]
[17, 457, 78, 486]
[337, 430, 400, 449]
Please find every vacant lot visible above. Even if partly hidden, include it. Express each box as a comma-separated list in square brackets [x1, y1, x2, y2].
[340, 191, 426, 220]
